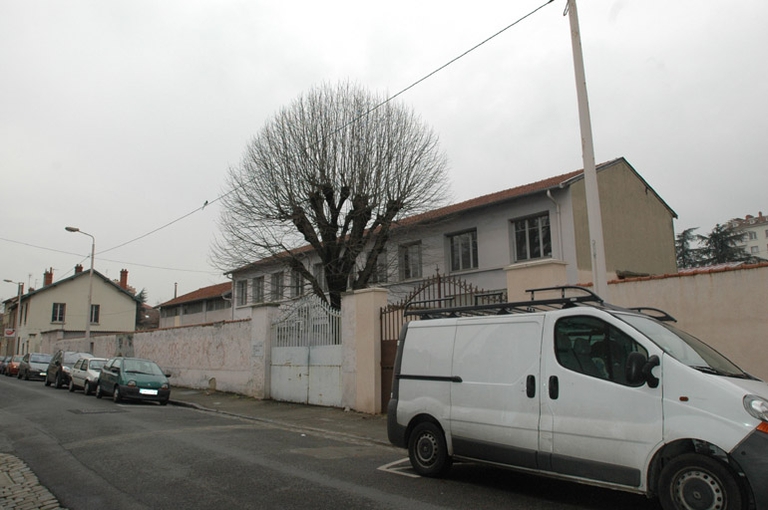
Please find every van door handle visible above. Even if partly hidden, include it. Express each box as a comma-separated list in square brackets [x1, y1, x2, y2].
[549, 376, 559, 399]
[526, 375, 536, 398]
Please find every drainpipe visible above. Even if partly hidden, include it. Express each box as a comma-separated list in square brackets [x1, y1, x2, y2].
[546, 190, 564, 261]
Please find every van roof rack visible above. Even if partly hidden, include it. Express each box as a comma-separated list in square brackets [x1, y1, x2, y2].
[403, 285, 677, 322]
[404, 285, 604, 319]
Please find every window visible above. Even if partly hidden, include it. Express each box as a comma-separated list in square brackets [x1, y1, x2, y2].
[764, 229, 768, 239]
[751, 246, 759, 254]
[555, 316, 648, 385]
[253, 276, 265, 303]
[449, 230, 478, 272]
[291, 271, 304, 298]
[748, 231, 758, 240]
[183, 302, 203, 315]
[236, 280, 248, 306]
[513, 212, 552, 262]
[90, 304, 100, 324]
[313, 263, 328, 292]
[51, 303, 66, 323]
[270, 271, 284, 301]
[399, 242, 422, 280]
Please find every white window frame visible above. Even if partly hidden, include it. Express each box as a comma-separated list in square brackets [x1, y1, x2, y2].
[512, 212, 552, 262]
[399, 242, 422, 280]
[449, 229, 478, 272]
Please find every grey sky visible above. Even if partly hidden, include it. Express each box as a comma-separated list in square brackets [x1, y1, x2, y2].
[2, 0, 766, 305]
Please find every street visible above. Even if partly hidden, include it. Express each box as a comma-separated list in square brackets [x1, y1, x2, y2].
[1, 376, 660, 510]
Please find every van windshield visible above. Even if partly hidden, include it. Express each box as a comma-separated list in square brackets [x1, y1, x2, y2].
[617, 313, 751, 378]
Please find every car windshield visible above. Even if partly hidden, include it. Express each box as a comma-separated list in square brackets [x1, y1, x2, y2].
[12, 356, 22, 362]
[618, 313, 749, 378]
[30, 354, 52, 363]
[89, 360, 105, 370]
[123, 359, 164, 376]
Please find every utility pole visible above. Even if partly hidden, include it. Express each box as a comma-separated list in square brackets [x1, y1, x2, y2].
[566, 0, 609, 299]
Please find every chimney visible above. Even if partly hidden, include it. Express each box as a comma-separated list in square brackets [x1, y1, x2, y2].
[43, 267, 54, 286]
[75, 264, 83, 274]
[120, 269, 129, 289]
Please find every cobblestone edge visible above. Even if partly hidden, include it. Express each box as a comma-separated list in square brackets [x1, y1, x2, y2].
[0, 453, 68, 510]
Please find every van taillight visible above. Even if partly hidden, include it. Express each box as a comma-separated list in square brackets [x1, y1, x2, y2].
[757, 422, 768, 434]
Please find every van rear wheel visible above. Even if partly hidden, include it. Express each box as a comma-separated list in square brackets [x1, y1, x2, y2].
[658, 453, 745, 510]
[408, 421, 452, 477]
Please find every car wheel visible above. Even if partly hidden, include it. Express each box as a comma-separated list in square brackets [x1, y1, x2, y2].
[658, 453, 745, 510]
[113, 386, 121, 403]
[408, 421, 453, 477]
[68, 379, 75, 392]
[83, 380, 92, 396]
[44, 375, 51, 386]
[95, 383, 103, 399]
[160, 399, 168, 406]
[17, 371, 22, 379]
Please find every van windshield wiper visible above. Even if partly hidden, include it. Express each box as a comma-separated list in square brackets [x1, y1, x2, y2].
[691, 365, 748, 378]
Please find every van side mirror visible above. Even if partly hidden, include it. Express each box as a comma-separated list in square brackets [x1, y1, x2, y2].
[626, 353, 660, 388]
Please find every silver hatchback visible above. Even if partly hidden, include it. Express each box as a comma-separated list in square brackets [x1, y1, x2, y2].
[69, 357, 107, 395]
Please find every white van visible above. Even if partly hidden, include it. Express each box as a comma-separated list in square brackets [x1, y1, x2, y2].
[387, 287, 768, 510]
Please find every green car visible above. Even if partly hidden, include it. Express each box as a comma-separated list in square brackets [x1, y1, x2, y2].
[95, 357, 171, 405]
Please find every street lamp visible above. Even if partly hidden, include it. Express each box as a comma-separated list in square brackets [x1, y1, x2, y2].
[3, 279, 23, 355]
[65, 226, 95, 340]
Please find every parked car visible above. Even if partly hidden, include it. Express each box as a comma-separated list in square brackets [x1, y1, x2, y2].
[95, 357, 171, 405]
[46, 350, 93, 388]
[4, 355, 23, 377]
[388, 286, 768, 510]
[17, 352, 53, 381]
[69, 357, 107, 395]
[0, 356, 10, 375]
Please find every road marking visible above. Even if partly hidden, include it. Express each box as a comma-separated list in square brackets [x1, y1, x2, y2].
[377, 458, 421, 478]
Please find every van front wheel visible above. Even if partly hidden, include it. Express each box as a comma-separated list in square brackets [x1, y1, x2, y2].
[658, 453, 745, 510]
[408, 421, 452, 477]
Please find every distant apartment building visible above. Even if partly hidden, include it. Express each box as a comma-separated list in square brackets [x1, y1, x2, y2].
[729, 212, 768, 261]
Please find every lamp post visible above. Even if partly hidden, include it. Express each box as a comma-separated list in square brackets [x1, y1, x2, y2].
[65, 226, 95, 340]
[3, 279, 23, 355]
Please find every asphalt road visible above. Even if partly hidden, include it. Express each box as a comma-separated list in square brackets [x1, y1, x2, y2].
[0, 375, 661, 510]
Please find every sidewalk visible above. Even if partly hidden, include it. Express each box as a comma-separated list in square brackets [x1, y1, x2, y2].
[1, 389, 390, 509]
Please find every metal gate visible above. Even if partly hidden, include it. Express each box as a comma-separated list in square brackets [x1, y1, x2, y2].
[379, 271, 506, 410]
[271, 294, 342, 406]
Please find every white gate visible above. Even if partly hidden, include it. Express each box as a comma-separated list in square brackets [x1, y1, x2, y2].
[270, 295, 342, 406]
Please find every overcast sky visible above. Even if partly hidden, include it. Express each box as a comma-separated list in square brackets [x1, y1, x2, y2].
[1, 0, 766, 305]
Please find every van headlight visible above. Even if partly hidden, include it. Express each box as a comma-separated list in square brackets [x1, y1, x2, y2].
[743, 395, 768, 422]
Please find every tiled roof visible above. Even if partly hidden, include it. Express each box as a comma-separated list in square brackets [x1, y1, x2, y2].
[228, 157, 672, 273]
[158, 282, 231, 308]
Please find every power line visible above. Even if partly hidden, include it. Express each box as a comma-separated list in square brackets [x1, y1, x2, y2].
[0, 236, 218, 275]
[53, 1, 557, 257]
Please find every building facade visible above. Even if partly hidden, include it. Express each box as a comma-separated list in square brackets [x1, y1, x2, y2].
[2, 266, 140, 354]
[229, 157, 678, 317]
[729, 212, 768, 261]
[157, 282, 233, 328]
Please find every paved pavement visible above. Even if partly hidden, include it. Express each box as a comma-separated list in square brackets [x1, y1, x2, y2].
[1, 388, 390, 509]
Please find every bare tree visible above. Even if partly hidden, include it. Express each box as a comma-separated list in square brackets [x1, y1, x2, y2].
[212, 81, 450, 309]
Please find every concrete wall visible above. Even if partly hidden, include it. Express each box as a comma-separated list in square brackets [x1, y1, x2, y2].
[609, 263, 768, 381]
[52, 320, 257, 396]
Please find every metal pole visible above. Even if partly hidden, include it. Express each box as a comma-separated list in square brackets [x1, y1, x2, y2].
[86, 235, 94, 340]
[566, 0, 609, 299]
[2, 279, 23, 355]
[15, 283, 22, 353]
[66, 227, 95, 339]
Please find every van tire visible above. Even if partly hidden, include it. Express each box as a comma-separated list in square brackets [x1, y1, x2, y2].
[408, 422, 452, 477]
[658, 453, 744, 510]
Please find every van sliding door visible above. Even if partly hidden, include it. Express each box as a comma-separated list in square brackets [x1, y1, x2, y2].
[449, 317, 544, 469]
